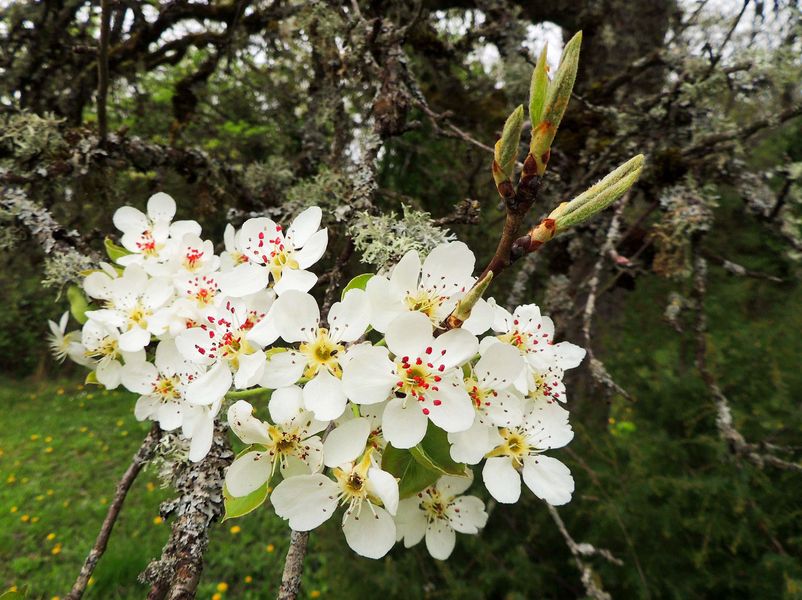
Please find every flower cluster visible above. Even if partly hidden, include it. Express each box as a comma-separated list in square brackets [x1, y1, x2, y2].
[51, 193, 585, 561]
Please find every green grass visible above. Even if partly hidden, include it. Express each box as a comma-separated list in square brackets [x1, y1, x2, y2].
[0, 379, 328, 600]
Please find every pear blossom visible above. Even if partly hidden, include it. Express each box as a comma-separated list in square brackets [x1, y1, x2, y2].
[270, 421, 398, 559]
[81, 319, 144, 388]
[257, 289, 370, 420]
[365, 241, 492, 334]
[120, 339, 205, 432]
[448, 342, 526, 464]
[47, 312, 92, 366]
[84, 264, 173, 352]
[341, 311, 477, 448]
[175, 295, 276, 405]
[482, 397, 575, 506]
[218, 206, 327, 297]
[112, 192, 202, 271]
[224, 389, 326, 497]
[395, 474, 488, 560]
[182, 398, 223, 462]
[483, 301, 586, 399]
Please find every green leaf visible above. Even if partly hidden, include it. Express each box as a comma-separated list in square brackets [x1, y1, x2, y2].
[84, 370, 99, 385]
[67, 285, 89, 325]
[223, 482, 269, 521]
[104, 236, 132, 263]
[410, 422, 465, 476]
[341, 273, 374, 299]
[1, 588, 26, 599]
[382, 444, 439, 498]
[529, 44, 549, 126]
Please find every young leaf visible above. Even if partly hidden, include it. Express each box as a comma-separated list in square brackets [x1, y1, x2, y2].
[104, 236, 131, 263]
[493, 105, 524, 197]
[67, 285, 89, 325]
[382, 444, 440, 498]
[341, 273, 374, 300]
[223, 482, 269, 521]
[529, 31, 582, 176]
[411, 422, 465, 476]
[529, 44, 549, 126]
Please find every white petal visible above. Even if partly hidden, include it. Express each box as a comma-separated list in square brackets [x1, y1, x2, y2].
[175, 327, 215, 365]
[476, 341, 525, 389]
[187, 414, 214, 462]
[147, 192, 176, 222]
[365, 275, 405, 333]
[268, 385, 305, 424]
[225, 451, 271, 497]
[120, 361, 158, 394]
[217, 263, 270, 297]
[429, 327, 478, 370]
[551, 341, 587, 370]
[367, 467, 399, 515]
[482, 389, 525, 428]
[342, 503, 396, 559]
[273, 268, 317, 295]
[294, 228, 328, 269]
[246, 312, 280, 347]
[389, 250, 421, 296]
[341, 346, 396, 405]
[227, 400, 270, 445]
[142, 279, 172, 312]
[461, 297, 493, 335]
[522, 455, 574, 506]
[260, 351, 306, 389]
[395, 499, 427, 547]
[425, 520, 456, 560]
[185, 361, 232, 405]
[482, 457, 521, 504]
[84, 271, 114, 300]
[234, 352, 266, 389]
[271, 474, 339, 531]
[118, 326, 150, 352]
[303, 370, 347, 421]
[423, 381, 475, 433]
[328, 288, 370, 343]
[447, 496, 488, 533]
[323, 417, 372, 467]
[420, 241, 475, 295]
[134, 395, 159, 421]
[436, 474, 473, 496]
[287, 206, 322, 247]
[113, 206, 148, 235]
[382, 398, 428, 449]
[385, 311, 433, 360]
[448, 421, 501, 465]
[271, 290, 319, 343]
[524, 397, 574, 450]
[96, 359, 122, 389]
[157, 401, 184, 431]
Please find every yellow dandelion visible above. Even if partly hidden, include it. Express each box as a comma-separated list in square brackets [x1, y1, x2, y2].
[88, 576, 95, 586]
[77, 384, 85, 390]
[212, 594, 222, 600]
[57, 388, 65, 395]
[310, 591, 321, 598]
[30, 434, 40, 441]
[45, 436, 53, 443]
[229, 525, 241, 535]
[115, 419, 124, 427]
[47, 533, 56, 541]
[9, 586, 17, 592]
[51, 544, 62, 555]
[79, 426, 88, 433]
[153, 516, 163, 525]
[266, 543, 275, 553]
[45, 447, 54, 453]
[86, 393, 94, 400]
[216, 582, 229, 592]
[79, 402, 85, 408]
[10, 506, 18, 513]
[51, 595, 60, 600]
[21, 477, 29, 483]
[100, 497, 108, 505]
[62, 500, 70, 507]
[36, 494, 45, 501]
[121, 430, 129, 437]
[0, 448, 4, 457]
[146, 482, 156, 492]
[21, 514, 30, 522]
[6, 474, 16, 483]
[31, 516, 40, 523]
[244, 575, 253, 584]
[47, 489, 54, 496]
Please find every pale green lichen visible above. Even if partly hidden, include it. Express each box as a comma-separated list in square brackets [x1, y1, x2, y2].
[0, 111, 66, 162]
[348, 205, 455, 270]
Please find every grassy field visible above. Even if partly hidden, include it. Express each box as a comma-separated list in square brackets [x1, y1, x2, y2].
[0, 378, 331, 600]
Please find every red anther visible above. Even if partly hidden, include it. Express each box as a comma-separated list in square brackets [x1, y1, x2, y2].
[396, 381, 404, 387]
[416, 357, 422, 365]
[438, 364, 445, 372]
[422, 408, 430, 415]
[425, 347, 433, 354]
[433, 400, 442, 406]
[433, 376, 441, 382]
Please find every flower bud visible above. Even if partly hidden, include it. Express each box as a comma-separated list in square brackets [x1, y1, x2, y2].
[493, 105, 524, 198]
[529, 44, 549, 127]
[447, 271, 493, 329]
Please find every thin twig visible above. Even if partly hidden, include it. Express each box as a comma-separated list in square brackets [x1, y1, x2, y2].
[97, 0, 111, 145]
[66, 423, 161, 600]
[277, 530, 310, 600]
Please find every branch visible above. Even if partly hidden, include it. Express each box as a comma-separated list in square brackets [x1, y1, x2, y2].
[141, 424, 234, 599]
[277, 530, 310, 600]
[547, 504, 622, 600]
[692, 248, 802, 473]
[66, 423, 162, 600]
[97, 0, 111, 145]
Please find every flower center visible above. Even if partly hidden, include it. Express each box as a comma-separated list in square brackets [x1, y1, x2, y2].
[128, 304, 151, 328]
[419, 488, 449, 521]
[154, 375, 181, 401]
[269, 426, 301, 454]
[404, 289, 445, 320]
[394, 348, 447, 415]
[136, 230, 159, 257]
[492, 428, 531, 466]
[299, 329, 344, 378]
[183, 248, 204, 271]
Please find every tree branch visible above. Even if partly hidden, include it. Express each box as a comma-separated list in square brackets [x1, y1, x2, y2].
[277, 530, 310, 600]
[97, 0, 111, 145]
[66, 423, 162, 600]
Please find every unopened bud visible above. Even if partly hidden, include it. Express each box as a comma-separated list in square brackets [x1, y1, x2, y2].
[493, 105, 524, 196]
